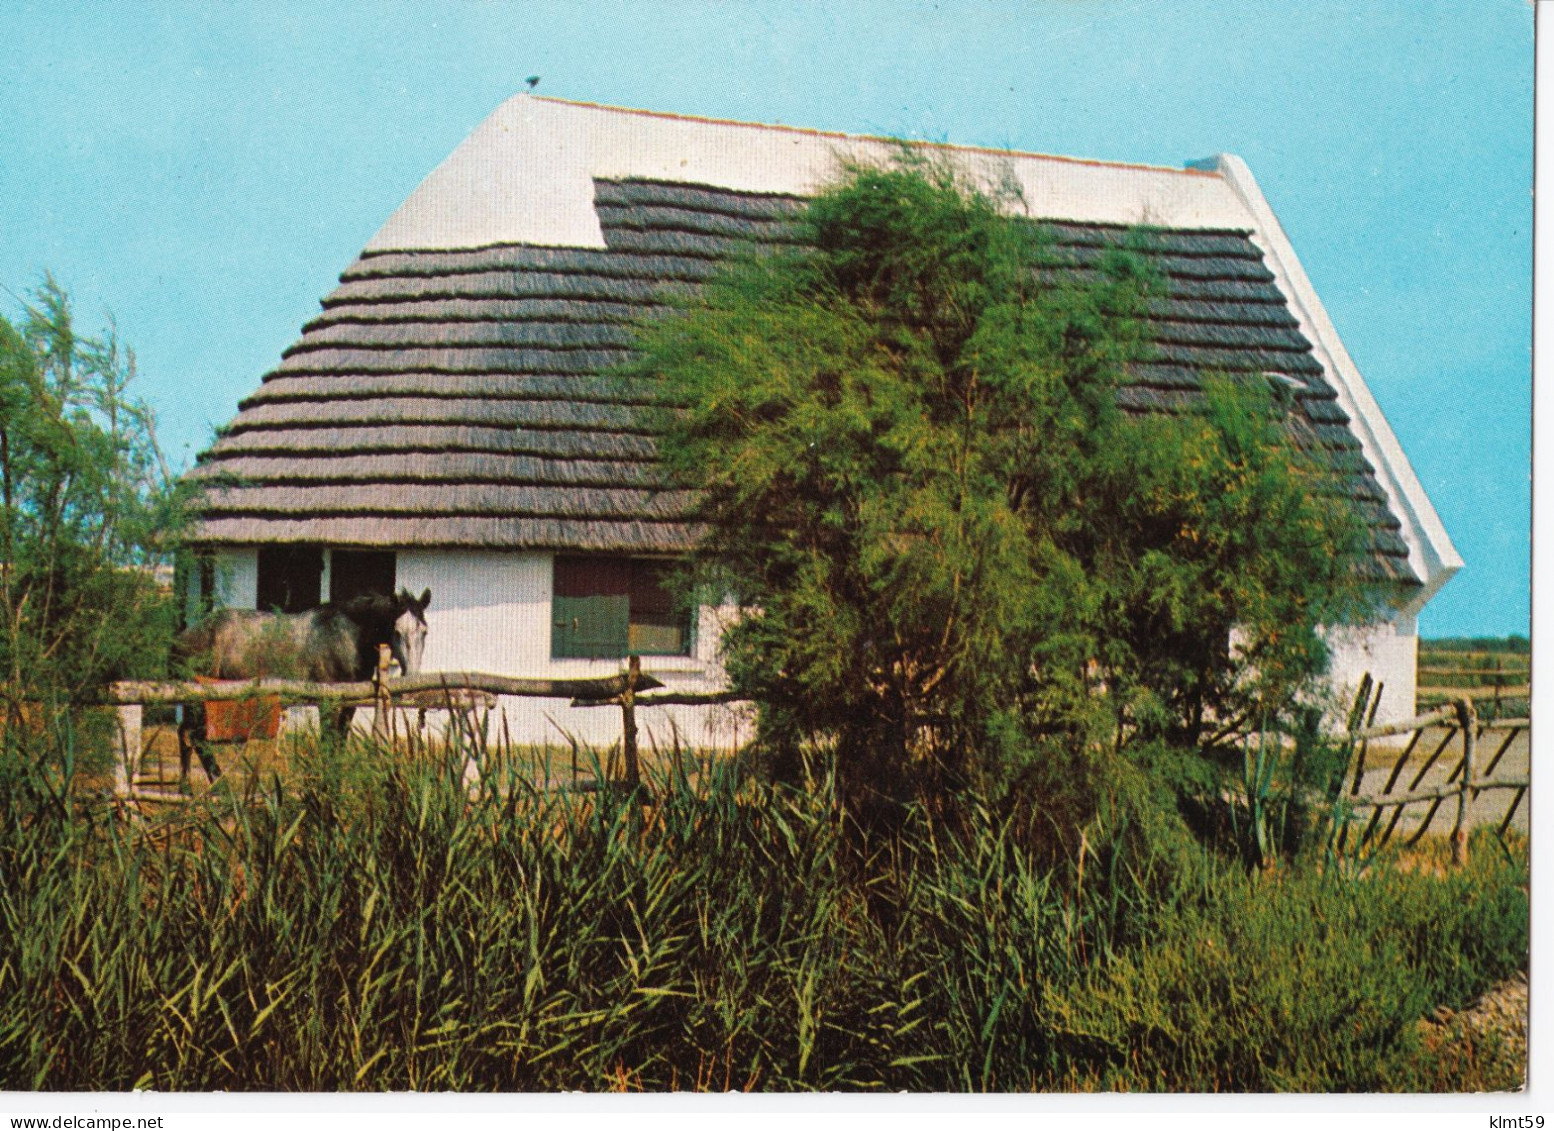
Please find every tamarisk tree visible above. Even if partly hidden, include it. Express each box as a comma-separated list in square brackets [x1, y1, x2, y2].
[635, 159, 1373, 800]
[0, 277, 184, 712]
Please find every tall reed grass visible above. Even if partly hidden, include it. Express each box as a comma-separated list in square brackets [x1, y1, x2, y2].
[0, 721, 1528, 1092]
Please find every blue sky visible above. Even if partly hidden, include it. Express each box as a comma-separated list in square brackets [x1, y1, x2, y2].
[1, 0, 1532, 637]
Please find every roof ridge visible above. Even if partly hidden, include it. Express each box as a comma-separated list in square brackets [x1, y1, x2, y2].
[531, 96, 1222, 180]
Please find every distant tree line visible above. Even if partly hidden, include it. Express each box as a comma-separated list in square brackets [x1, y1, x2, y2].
[1422, 636, 1528, 655]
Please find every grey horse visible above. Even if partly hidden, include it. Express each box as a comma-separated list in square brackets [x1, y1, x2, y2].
[174, 588, 431, 788]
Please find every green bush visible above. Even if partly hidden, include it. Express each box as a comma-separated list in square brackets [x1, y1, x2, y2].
[1043, 840, 1528, 1091]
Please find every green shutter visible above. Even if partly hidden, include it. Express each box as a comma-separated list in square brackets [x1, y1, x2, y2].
[552, 593, 630, 658]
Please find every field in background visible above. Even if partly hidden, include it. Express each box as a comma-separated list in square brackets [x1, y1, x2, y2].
[1418, 636, 1530, 721]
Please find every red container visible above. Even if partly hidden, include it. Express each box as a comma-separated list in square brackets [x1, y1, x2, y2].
[198, 679, 282, 742]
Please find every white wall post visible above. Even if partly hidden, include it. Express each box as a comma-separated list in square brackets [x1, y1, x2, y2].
[112, 703, 142, 799]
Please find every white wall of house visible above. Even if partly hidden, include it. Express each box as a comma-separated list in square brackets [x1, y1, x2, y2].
[1324, 612, 1419, 731]
[396, 548, 751, 751]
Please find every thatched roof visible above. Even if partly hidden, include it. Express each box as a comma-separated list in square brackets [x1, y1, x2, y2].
[191, 176, 1415, 583]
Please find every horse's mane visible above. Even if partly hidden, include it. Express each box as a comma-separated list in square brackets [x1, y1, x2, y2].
[325, 592, 400, 624]
[317, 590, 428, 636]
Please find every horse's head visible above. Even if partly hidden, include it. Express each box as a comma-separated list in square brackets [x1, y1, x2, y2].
[390, 588, 432, 676]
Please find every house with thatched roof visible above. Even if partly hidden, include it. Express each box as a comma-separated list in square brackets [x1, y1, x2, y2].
[186, 95, 1459, 743]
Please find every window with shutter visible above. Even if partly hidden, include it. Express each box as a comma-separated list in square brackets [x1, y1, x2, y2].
[552, 556, 691, 659]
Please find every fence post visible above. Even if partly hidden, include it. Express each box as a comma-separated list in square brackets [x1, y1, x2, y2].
[1337, 677, 1379, 854]
[1452, 696, 1476, 868]
[372, 644, 392, 742]
[621, 654, 641, 790]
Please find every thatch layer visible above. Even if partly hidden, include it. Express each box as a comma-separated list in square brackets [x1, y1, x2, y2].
[286, 321, 641, 353]
[305, 297, 655, 329]
[206, 424, 660, 462]
[242, 373, 655, 408]
[593, 178, 803, 219]
[342, 247, 725, 281]
[228, 397, 653, 434]
[1144, 297, 1299, 327]
[1146, 320, 1311, 351]
[190, 452, 670, 488]
[324, 274, 688, 306]
[1037, 242, 1276, 281]
[270, 346, 635, 377]
[1036, 221, 1266, 257]
[190, 176, 1414, 584]
[201, 482, 695, 520]
[1123, 364, 1344, 409]
[195, 515, 700, 553]
[593, 202, 802, 243]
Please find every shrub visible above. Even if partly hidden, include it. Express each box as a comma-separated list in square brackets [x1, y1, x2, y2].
[1040, 847, 1530, 1091]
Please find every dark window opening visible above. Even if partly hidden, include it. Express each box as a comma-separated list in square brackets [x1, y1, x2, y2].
[256, 546, 323, 613]
[330, 549, 396, 606]
[552, 556, 692, 659]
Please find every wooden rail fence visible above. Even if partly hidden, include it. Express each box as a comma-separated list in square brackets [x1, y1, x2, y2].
[106, 647, 736, 808]
[105, 655, 1529, 862]
[1333, 687, 1529, 866]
